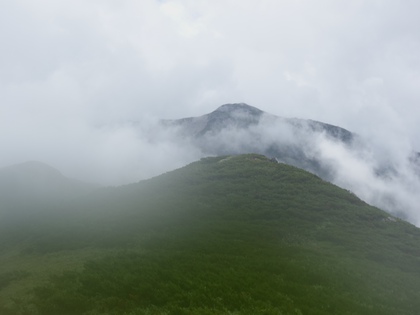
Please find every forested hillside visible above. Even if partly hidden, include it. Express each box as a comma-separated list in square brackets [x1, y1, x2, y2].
[1, 154, 420, 314]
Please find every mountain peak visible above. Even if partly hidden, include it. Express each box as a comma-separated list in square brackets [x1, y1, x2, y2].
[213, 103, 264, 116]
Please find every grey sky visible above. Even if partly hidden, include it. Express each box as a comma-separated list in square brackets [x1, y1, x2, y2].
[1, 0, 420, 184]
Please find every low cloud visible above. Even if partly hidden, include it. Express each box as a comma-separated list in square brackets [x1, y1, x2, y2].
[313, 133, 420, 224]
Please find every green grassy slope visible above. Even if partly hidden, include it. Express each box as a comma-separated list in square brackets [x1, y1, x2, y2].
[1, 154, 420, 314]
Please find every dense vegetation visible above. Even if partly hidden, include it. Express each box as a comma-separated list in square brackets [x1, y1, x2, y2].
[1, 154, 420, 314]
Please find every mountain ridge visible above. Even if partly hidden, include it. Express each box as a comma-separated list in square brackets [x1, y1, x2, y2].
[0, 160, 99, 214]
[161, 103, 358, 181]
[164, 103, 354, 143]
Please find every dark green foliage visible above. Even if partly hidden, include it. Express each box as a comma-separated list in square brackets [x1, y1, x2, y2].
[0, 270, 29, 290]
[2, 154, 420, 314]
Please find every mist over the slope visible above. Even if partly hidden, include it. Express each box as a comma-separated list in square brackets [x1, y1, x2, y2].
[0, 113, 201, 186]
[274, 121, 420, 225]
[313, 132, 420, 224]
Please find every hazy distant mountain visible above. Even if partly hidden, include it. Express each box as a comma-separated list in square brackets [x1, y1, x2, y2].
[0, 161, 98, 214]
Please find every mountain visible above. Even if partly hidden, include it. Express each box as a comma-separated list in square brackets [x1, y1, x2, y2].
[163, 103, 357, 180]
[166, 103, 354, 142]
[2, 154, 420, 314]
[0, 161, 98, 217]
[160, 103, 420, 222]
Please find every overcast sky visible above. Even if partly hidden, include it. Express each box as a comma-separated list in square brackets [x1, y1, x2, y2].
[1, 0, 420, 183]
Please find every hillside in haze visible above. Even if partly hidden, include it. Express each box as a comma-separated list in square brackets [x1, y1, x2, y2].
[1, 155, 420, 314]
[0, 161, 99, 219]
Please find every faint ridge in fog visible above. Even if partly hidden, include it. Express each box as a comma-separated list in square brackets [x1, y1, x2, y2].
[0, 161, 99, 213]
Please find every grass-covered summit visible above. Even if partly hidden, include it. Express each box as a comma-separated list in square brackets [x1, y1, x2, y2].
[1, 154, 420, 314]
